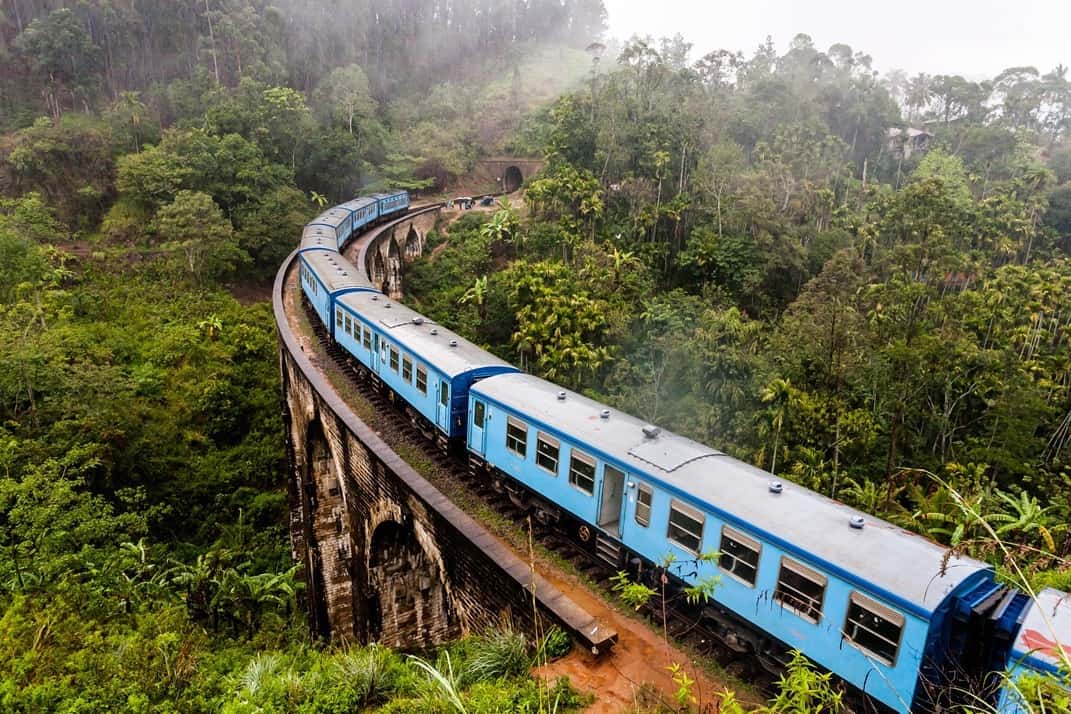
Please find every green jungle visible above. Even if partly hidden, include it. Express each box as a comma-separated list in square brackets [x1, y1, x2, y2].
[0, 0, 1069, 710]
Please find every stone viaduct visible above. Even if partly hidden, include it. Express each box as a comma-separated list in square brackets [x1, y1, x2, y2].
[275, 206, 614, 652]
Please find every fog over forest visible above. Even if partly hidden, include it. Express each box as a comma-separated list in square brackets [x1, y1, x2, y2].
[1, 0, 1070, 711]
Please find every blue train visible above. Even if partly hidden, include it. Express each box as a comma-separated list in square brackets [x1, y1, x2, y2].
[296, 191, 1071, 713]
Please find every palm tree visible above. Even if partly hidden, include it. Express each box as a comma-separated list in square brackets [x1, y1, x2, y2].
[759, 377, 793, 475]
[985, 490, 1057, 551]
[309, 191, 328, 209]
[458, 276, 489, 321]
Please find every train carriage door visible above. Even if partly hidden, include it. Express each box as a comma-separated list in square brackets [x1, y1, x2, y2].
[469, 398, 486, 454]
[599, 465, 626, 537]
[435, 379, 450, 432]
[371, 333, 380, 372]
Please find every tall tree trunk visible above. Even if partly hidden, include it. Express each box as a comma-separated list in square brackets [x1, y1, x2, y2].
[205, 0, 221, 84]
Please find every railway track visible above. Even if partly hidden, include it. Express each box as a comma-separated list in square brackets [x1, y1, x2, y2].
[302, 296, 786, 697]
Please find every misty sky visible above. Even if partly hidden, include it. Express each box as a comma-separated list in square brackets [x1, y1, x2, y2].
[603, 0, 1069, 79]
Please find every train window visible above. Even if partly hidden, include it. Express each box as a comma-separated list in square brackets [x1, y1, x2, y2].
[719, 527, 761, 586]
[335, 308, 343, 330]
[440, 381, 449, 406]
[473, 400, 485, 428]
[843, 592, 904, 665]
[389, 347, 399, 372]
[362, 326, 371, 350]
[416, 366, 427, 394]
[536, 433, 559, 474]
[774, 558, 827, 624]
[506, 416, 527, 457]
[402, 355, 413, 382]
[667, 500, 704, 554]
[344, 315, 353, 336]
[635, 484, 652, 527]
[568, 451, 596, 495]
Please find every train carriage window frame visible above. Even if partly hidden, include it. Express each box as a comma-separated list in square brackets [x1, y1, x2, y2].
[473, 400, 485, 428]
[362, 325, 372, 350]
[439, 381, 449, 406]
[505, 416, 527, 457]
[718, 526, 761, 587]
[389, 346, 400, 373]
[536, 432, 560, 475]
[774, 557, 827, 624]
[843, 592, 904, 666]
[416, 366, 427, 394]
[335, 308, 343, 330]
[568, 450, 596, 495]
[667, 499, 704, 554]
[344, 314, 353, 337]
[402, 355, 413, 382]
[635, 483, 652, 527]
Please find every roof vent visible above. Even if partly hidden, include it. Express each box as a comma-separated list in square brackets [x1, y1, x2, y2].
[600, 409, 611, 419]
[557, 391, 567, 401]
[430, 328, 438, 335]
[849, 515, 865, 529]
[768, 481, 783, 494]
[384, 303, 391, 308]
[412, 317, 424, 325]
[371, 295, 379, 300]
[642, 425, 661, 439]
[449, 339, 458, 347]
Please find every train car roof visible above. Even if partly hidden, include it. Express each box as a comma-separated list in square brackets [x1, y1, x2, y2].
[1011, 588, 1071, 674]
[300, 224, 338, 252]
[370, 190, 407, 199]
[472, 372, 992, 618]
[339, 197, 377, 212]
[338, 292, 515, 379]
[309, 206, 352, 228]
[301, 251, 369, 294]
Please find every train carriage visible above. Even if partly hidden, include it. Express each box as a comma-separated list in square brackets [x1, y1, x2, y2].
[298, 249, 374, 334]
[998, 588, 1071, 712]
[372, 190, 410, 220]
[308, 206, 356, 249]
[299, 224, 338, 254]
[338, 197, 379, 248]
[467, 372, 1017, 712]
[335, 291, 516, 444]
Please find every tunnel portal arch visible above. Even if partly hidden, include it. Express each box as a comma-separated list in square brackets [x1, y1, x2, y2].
[503, 165, 523, 193]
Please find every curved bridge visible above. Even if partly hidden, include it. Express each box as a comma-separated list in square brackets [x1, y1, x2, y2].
[274, 209, 615, 652]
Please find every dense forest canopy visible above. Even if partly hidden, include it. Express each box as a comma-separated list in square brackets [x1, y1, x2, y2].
[1, 0, 1070, 707]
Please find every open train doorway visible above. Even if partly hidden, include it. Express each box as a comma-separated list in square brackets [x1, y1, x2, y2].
[599, 465, 625, 537]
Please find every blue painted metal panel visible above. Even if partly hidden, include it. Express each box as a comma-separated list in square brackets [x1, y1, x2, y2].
[299, 252, 332, 331]
[471, 390, 964, 713]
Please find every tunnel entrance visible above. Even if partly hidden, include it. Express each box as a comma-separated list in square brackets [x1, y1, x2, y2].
[503, 165, 523, 193]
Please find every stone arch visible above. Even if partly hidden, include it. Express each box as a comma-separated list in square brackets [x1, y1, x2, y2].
[503, 165, 523, 193]
[404, 225, 421, 261]
[366, 517, 451, 646]
[301, 417, 351, 640]
[385, 236, 403, 299]
[370, 249, 386, 290]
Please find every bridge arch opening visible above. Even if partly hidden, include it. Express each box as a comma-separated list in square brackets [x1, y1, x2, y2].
[404, 225, 420, 260]
[303, 418, 334, 639]
[503, 165, 523, 193]
[371, 250, 386, 287]
[366, 517, 447, 644]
